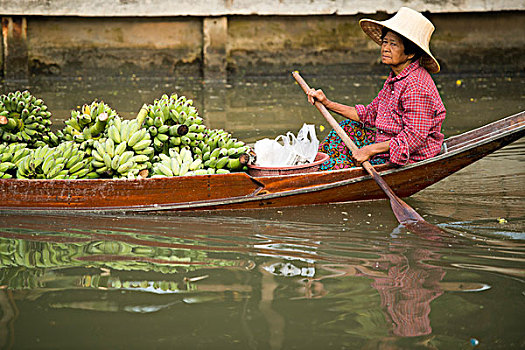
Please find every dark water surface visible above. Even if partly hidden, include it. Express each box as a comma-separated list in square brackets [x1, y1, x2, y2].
[0, 72, 524, 349]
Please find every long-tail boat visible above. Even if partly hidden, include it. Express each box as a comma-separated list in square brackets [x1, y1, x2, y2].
[0, 111, 523, 213]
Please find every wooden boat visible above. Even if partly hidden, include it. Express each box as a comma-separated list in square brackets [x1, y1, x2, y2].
[0, 111, 523, 213]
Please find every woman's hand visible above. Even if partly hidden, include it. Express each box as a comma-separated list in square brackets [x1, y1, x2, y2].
[351, 146, 374, 165]
[307, 88, 328, 106]
[351, 141, 390, 165]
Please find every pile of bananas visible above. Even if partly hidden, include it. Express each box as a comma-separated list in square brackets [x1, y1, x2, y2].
[58, 100, 118, 144]
[0, 90, 254, 180]
[92, 117, 153, 178]
[0, 142, 32, 178]
[16, 141, 97, 179]
[0, 90, 55, 146]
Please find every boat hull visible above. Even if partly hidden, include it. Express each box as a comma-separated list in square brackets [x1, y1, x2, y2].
[1, 111, 523, 213]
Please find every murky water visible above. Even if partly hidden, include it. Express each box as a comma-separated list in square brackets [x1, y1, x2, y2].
[0, 72, 524, 349]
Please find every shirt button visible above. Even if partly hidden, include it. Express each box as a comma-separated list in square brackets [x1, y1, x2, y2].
[391, 90, 394, 94]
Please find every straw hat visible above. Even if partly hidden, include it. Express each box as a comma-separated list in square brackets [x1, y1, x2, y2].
[359, 7, 440, 73]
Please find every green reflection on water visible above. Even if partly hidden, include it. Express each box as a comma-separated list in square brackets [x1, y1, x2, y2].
[0, 224, 255, 293]
[0, 212, 523, 349]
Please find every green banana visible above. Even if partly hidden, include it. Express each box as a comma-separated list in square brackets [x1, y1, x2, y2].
[127, 128, 147, 148]
[117, 160, 134, 174]
[105, 138, 115, 158]
[69, 158, 90, 173]
[119, 151, 134, 166]
[156, 163, 173, 177]
[71, 167, 91, 178]
[92, 149, 104, 162]
[216, 156, 229, 169]
[133, 139, 152, 151]
[46, 163, 65, 179]
[103, 152, 112, 168]
[65, 153, 82, 169]
[189, 158, 202, 171]
[108, 124, 121, 144]
[111, 154, 121, 170]
[114, 141, 127, 156]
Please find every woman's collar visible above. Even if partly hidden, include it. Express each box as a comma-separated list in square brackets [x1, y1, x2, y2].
[387, 60, 421, 83]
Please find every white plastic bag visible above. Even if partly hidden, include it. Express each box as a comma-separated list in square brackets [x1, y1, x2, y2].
[295, 123, 319, 164]
[253, 137, 293, 167]
[254, 124, 319, 167]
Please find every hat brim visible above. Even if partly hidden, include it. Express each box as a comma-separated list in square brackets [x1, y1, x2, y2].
[359, 19, 440, 74]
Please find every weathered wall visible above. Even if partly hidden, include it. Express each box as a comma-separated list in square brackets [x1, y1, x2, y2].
[228, 12, 525, 75]
[27, 17, 202, 76]
[1, 0, 523, 15]
[1, 10, 524, 79]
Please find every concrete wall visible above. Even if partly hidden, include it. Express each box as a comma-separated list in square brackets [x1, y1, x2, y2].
[1, 0, 523, 16]
[27, 17, 203, 77]
[1, 1, 524, 80]
[228, 12, 525, 75]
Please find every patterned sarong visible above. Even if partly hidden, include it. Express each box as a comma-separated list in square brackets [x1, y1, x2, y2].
[319, 120, 388, 171]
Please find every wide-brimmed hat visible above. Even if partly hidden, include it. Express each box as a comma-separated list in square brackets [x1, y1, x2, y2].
[359, 7, 440, 73]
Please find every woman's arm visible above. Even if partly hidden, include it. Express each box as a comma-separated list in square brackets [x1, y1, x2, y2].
[307, 89, 360, 122]
[352, 140, 390, 164]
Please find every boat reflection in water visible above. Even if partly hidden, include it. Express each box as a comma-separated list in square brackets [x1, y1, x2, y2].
[0, 213, 512, 349]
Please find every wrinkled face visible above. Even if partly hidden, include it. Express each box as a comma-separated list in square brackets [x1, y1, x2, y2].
[381, 31, 413, 67]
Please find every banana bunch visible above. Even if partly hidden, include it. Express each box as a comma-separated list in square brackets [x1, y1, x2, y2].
[143, 93, 201, 154]
[16, 141, 97, 179]
[150, 144, 248, 177]
[0, 90, 55, 146]
[202, 128, 251, 167]
[92, 117, 153, 178]
[58, 101, 117, 145]
[0, 161, 15, 179]
[0, 142, 32, 178]
[151, 148, 218, 177]
[149, 127, 252, 177]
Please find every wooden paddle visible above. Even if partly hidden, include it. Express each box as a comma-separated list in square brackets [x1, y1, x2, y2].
[292, 71, 440, 232]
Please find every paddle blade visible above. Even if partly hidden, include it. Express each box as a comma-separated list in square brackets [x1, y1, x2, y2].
[389, 194, 424, 224]
[368, 167, 444, 235]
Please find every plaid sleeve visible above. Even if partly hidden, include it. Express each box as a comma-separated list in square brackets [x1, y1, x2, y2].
[389, 87, 436, 165]
[355, 94, 380, 127]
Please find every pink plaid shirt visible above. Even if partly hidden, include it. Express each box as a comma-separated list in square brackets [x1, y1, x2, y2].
[355, 61, 446, 165]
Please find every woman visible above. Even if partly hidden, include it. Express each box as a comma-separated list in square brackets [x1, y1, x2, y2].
[308, 7, 446, 170]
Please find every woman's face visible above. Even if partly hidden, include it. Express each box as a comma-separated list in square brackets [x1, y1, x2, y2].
[381, 31, 413, 68]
